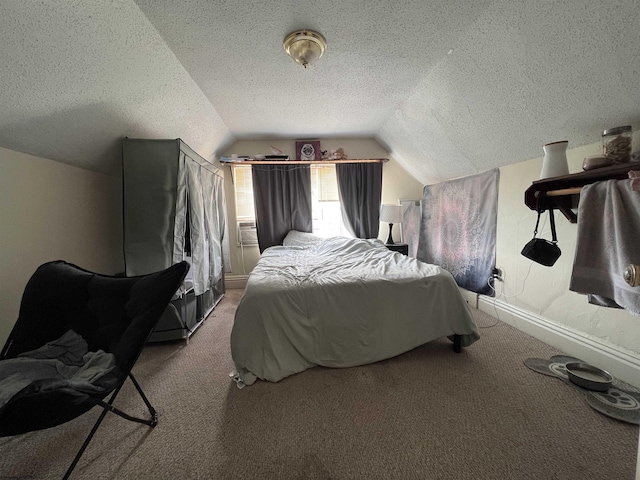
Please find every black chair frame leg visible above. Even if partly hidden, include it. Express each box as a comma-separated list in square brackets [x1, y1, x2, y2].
[63, 373, 157, 479]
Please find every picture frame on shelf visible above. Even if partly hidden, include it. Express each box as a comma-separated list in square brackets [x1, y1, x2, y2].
[295, 140, 322, 161]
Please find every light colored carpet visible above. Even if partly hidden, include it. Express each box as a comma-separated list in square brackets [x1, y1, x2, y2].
[1, 289, 637, 479]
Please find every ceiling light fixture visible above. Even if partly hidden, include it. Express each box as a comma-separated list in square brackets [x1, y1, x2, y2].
[283, 29, 327, 68]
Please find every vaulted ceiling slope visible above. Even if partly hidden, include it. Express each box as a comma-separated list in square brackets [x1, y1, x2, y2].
[1, 1, 638, 184]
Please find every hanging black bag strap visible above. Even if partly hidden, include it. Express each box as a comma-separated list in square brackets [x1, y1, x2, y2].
[533, 209, 559, 243]
[533, 210, 542, 237]
[548, 209, 558, 244]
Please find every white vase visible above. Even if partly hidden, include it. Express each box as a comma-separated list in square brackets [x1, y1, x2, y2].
[540, 141, 569, 179]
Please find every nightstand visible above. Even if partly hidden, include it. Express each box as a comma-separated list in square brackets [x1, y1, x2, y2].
[386, 243, 408, 255]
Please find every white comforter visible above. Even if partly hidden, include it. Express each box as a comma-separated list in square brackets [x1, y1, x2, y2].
[231, 235, 479, 385]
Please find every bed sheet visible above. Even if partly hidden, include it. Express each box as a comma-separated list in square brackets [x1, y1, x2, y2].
[231, 235, 479, 385]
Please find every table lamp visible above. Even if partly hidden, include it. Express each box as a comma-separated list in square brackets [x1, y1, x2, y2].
[380, 205, 403, 244]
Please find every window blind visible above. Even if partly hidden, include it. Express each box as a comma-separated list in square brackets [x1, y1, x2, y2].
[311, 165, 339, 202]
[233, 165, 255, 219]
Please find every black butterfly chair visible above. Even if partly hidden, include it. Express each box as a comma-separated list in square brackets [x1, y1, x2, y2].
[0, 260, 189, 479]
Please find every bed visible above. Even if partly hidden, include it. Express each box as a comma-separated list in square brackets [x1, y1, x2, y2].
[230, 232, 480, 386]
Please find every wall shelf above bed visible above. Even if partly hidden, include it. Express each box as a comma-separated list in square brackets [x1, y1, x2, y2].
[524, 163, 640, 223]
[221, 158, 389, 165]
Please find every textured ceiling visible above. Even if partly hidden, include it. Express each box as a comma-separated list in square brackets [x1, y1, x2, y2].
[0, 0, 638, 183]
[0, 1, 232, 176]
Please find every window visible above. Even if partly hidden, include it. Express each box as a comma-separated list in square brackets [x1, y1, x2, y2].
[309, 165, 349, 238]
[232, 164, 349, 238]
[233, 166, 255, 221]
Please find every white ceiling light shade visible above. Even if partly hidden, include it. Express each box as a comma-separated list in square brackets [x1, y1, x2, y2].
[283, 29, 327, 68]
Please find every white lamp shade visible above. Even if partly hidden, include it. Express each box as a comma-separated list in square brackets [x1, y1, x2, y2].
[380, 205, 403, 223]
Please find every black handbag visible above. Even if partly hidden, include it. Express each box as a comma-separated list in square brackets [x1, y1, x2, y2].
[521, 209, 561, 267]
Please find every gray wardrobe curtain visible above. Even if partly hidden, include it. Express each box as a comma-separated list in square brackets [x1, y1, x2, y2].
[200, 166, 224, 286]
[185, 158, 209, 295]
[336, 162, 383, 239]
[252, 165, 313, 252]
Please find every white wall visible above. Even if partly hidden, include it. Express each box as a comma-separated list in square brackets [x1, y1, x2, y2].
[493, 140, 640, 358]
[0, 147, 123, 346]
[218, 138, 423, 275]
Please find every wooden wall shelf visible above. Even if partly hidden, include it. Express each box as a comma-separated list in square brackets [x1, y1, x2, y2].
[524, 163, 640, 223]
[221, 158, 389, 165]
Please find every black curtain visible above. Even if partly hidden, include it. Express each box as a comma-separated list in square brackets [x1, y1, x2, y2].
[251, 165, 312, 252]
[336, 162, 383, 239]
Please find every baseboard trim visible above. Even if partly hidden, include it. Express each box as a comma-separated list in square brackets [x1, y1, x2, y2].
[478, 295, 640, 388]
[225, 275, 249, 290]
[458, 288, 479, 308]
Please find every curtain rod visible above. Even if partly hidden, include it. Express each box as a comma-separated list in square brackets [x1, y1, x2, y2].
[222, 158, 389, 166]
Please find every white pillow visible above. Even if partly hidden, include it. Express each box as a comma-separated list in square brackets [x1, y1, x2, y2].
[282, 230, 324, 247]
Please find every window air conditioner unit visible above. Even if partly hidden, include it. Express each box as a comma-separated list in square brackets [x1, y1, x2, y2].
[237, 220, 258, 246]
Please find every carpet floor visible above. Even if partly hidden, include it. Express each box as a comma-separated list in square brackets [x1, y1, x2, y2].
[1, 289, 637, 479]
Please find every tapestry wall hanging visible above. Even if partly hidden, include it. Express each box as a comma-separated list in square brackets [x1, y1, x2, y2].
[417, 169, 499, 295]
[400, 199, 422, 258]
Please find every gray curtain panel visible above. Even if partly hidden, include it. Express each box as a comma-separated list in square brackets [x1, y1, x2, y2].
[417, 169, 499, 295]
[336, 162, 383, 239]
[251, 164, 312, 252]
